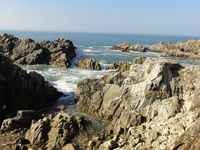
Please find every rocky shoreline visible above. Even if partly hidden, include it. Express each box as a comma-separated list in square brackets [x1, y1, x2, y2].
[112, 40, 200, 60]
[0, 33, 200, 150]
[0, 33, 76, 67]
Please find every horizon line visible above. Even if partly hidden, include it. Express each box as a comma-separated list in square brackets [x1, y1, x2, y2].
[0, 28, 200, 38]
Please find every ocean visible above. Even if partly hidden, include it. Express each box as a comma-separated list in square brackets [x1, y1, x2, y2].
[1, 30, 200, 109]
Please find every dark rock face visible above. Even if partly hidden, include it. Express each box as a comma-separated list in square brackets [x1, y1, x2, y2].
[0, 54, 61, 122]
[0, 33, 76, 67]
[0, 110, 39, 132]
[76, 58, 101, 70]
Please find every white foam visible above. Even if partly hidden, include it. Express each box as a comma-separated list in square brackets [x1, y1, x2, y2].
[82, 49, 97, 53]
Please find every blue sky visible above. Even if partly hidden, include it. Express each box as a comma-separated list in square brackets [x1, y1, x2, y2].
[0, 0, 200, 36]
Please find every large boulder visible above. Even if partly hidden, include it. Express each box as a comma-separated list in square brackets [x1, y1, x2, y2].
[76, 58, 101, 70]
[0, 54, 61, 123]
[26, 112, 86, 149]
[0, 33, 76, 67]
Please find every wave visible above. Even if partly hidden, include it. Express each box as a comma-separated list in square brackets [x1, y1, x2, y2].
[82, 49, 99, 53]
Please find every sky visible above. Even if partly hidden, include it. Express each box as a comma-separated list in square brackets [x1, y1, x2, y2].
[0, 0, 200, 36]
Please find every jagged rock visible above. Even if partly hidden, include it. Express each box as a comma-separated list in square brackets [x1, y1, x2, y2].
[0, 110, 39, 132]
[0, 54, 61, 123]
[105, 63, 119, 70]
[0, 33, 76, 67]
[62, 143, 78, 150]
[112, 43, 148, 52]
[133, 56, 147, 64]
[25, 117, 50, 147]
[169, 118, 200, 150]
[98, 140, 118, 150]
[26, 112, 86, 149]
[76, 57, 200, 149]
[76, 58, 101, 70]
[150, 40, 200, 60]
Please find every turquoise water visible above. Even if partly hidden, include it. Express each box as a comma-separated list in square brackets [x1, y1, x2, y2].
[1, 31, 200, 106]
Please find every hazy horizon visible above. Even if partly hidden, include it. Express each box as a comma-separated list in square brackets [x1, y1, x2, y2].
[0, 0, 200, 36]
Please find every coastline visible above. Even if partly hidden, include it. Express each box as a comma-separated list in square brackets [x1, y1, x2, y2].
[0, 33, 200, 149]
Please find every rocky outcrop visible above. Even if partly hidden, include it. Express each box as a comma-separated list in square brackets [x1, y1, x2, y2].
[0, 33, 76, 67]
[0, 54, 61, 123]
[0, 110, 39, 132]
[150, 40, 200, 60]
[76, 58, 101, 70]
[112, 43, 149, 52]
[25, 112, 86, 149]
[76, 57, 200, 149]
[170, 117, 200, 150]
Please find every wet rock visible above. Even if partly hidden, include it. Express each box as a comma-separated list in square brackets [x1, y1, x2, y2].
[0, 33, 76, 67]
[76, 58, 101, 70]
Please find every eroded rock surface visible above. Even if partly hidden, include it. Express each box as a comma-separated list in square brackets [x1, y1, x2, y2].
[112, 43, 149, 52]
[76, 58, 101, 70]
[0, 33, 76, 67]
[76, 57, 200, 149]
[26, 112, 86, 149]
[150, 40, 200, 60]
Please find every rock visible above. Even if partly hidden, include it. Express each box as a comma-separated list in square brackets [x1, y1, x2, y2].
[169, 118, 200, 150]
[26, 112, 86, 149]
[0, 54, 61, 123]
[75, 57, 200, 149]
[150, 40, 200, 60]
[62, 144, 78, 150]
[25, 117, 50, 148]
[98, 140, 118, 150]
[76, 58, 101, 70]
[0, 33, 76, 67]
[1, 110, 39, 132]
[105, 63, 119, 70]
[133, 56, 146, 64]
[112, 43, 148, 52]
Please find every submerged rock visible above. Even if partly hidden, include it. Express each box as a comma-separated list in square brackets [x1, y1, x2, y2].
[0, 33, 76, 67]
[76, 58, 101, 70]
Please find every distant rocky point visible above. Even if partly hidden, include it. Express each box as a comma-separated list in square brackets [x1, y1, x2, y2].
[0, 33, 76, 67]
[112, 43, 149, 52]
[112, 40, 200, 60]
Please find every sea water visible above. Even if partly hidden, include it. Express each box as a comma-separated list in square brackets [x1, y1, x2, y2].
[1, 31, 200, 108]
